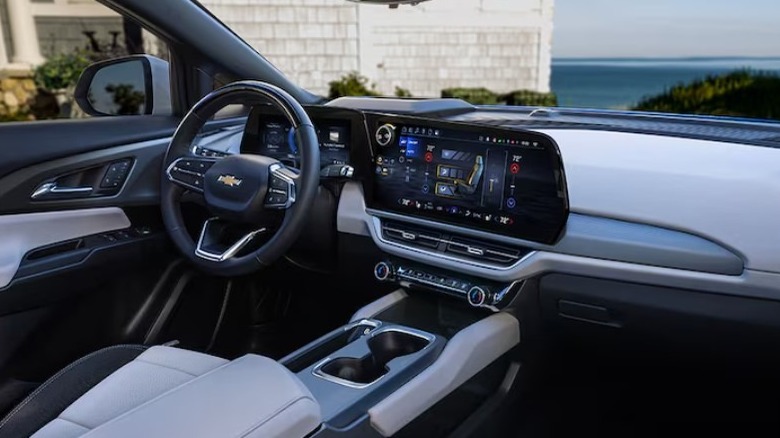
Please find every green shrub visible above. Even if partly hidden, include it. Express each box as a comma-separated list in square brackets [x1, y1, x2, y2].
[328, 72, 380, 99]
[633, 70, 780, 120]
[34, 51, 92, 91]
[0, 112, 31, 122]
[394, 86, 413, 98]
[441, 87, 500, 105]
[503, 90, 557, 107]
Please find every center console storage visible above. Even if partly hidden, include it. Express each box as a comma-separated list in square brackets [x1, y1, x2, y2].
[281, 319, 445, 428]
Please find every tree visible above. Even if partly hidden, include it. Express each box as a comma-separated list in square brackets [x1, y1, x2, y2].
[105, 83, 145, 115]
[633, 70, 780, 121]
[328, 72, 380, 99]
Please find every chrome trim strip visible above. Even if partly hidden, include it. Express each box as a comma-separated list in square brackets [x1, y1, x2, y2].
[194, 218, 266, 262]
[311, 326, 436, 390]
[312, 357, 384, 389]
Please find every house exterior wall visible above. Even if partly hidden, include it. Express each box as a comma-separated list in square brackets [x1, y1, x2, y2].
[203, 0, 554, 97]
[204, 0, 360, 97]
[0, 0, 554, 98]
[36, 16, 122, 57]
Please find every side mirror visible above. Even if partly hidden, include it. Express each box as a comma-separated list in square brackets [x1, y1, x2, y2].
[74, 55, 171, 116]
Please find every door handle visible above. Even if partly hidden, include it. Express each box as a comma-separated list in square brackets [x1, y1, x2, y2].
[31, 182, 94, 200]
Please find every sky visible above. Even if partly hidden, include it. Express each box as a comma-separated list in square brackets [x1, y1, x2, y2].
[553, 0, 780, 58]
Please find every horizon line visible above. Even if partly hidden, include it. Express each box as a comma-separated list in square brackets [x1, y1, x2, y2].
[553, 56, 780, 61]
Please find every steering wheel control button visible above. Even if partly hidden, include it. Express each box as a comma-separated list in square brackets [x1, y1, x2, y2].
[270, 176, 287, 190]
[374, 261, 393, 281]
[266, 193, 288, 205]
[467, 286, 488, 307]
[264, 163, 296, 209]
[376, 124, 395, 147]
[167, 157, 218, 193]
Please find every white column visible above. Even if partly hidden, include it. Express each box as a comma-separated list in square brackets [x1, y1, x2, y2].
[6, 0, 44, 66]
[0, 14, 9, 68]
[536, 0, 554, 93]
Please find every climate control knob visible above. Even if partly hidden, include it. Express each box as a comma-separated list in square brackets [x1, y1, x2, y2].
[375, 124, 395, 147]
[374, 261, 393, 281]
[467, 286, 492, 307]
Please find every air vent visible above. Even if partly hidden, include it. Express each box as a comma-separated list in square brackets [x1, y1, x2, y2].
[381, 222, 441, 249]
[445, 237, 523, 265]
[380, 220, 529, 267]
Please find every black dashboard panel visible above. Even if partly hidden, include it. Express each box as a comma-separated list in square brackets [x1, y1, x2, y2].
[242, 106, 370, 175]
[363, 113, 568, 245]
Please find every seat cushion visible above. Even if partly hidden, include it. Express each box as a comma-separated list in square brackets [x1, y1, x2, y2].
[30, 346, 228, 438]
[0, 344, 148, 438]
[77, 354, 321, 438]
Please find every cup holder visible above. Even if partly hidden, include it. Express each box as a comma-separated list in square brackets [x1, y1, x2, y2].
[316, 329, 432, 387]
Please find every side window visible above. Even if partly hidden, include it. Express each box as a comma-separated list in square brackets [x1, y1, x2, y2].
[0, 0, 167, 123]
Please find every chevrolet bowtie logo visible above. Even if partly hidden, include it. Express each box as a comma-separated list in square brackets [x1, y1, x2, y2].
[217, 174, 242, 187]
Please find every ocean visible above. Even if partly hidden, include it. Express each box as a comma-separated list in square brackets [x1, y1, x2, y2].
[550, 58, 780, 110]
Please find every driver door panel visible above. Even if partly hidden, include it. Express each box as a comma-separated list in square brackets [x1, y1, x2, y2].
[0, 116, 183, 416]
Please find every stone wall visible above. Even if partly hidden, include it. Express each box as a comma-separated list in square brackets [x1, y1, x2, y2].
[0, 70, 35, 121]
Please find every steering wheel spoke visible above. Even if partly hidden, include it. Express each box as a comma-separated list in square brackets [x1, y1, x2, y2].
[264, 163, 297, 210]
[166, 157, 218, 192]
[195, 218, 266, 262]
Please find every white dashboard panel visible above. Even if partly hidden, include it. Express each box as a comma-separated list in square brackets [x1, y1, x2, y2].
[542, 129, 780, 273]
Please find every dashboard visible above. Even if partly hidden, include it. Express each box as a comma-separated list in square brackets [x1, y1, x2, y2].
[237, 105, 568, 245]
[186, 96, 780, 358]
[196, 100, 780, 309]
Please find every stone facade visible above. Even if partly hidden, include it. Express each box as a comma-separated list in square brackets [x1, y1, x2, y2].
[202, 0, 554, 97]
[0, 69, 35, 120]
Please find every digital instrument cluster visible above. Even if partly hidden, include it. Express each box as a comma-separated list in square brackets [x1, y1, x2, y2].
[252, 117, 351, 169]
[367, 118, 568, 244]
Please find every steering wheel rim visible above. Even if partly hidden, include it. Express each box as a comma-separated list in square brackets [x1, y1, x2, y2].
[160, 80, 320, 276]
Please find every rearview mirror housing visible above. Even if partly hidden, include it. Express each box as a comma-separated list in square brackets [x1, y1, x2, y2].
[74, 55, 172, 117]
[346, 0, 430, 6]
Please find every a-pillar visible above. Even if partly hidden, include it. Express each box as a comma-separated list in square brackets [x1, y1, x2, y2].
[6, 0, 44, 66]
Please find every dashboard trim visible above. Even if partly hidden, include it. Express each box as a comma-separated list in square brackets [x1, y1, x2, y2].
[337, 183, 762, 299]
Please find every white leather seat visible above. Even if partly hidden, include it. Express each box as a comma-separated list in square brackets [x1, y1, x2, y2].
[28, 346, 321, 438]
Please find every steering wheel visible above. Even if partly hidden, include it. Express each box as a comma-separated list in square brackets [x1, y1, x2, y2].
[160, 81, 320, 276]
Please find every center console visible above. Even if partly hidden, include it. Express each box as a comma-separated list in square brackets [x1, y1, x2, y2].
[282, 318, 445, 429]
[281, 290, 520, 437]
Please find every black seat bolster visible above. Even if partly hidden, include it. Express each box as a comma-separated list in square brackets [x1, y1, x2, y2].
[0, 344, 147, 438]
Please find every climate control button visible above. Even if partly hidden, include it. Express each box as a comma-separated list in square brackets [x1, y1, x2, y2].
[467, 286, 491, 307]
[374, 261, 393, 281]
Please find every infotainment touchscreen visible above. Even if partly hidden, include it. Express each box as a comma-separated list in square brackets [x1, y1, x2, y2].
[369, 121, 568, 244]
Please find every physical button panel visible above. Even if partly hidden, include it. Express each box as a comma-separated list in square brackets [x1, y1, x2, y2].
[372, 259, 521, 310]
[99, 159, 133, 190]
[167, 157, 217, 192]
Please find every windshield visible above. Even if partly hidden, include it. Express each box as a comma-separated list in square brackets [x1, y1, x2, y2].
[213, 0, 779, 121]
